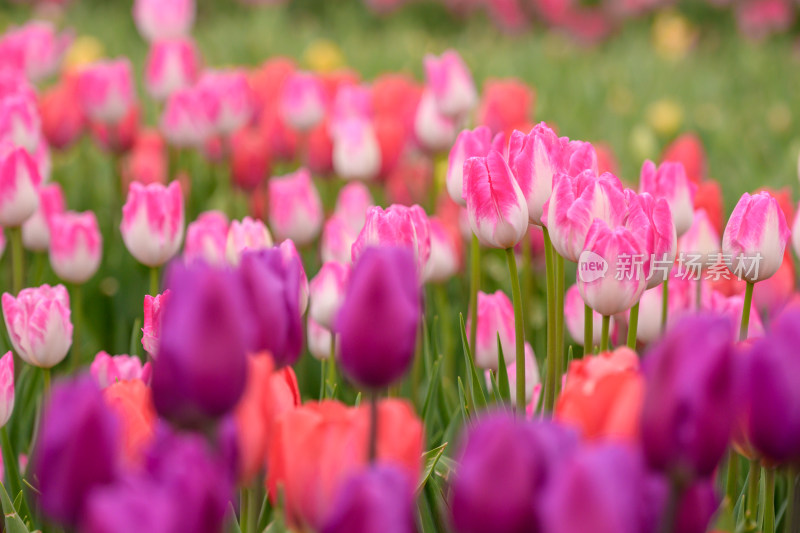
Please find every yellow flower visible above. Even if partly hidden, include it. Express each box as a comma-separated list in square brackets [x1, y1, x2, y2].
[304, 40, 345, 73]
[652, 11, 695, 62]
[64, 35, 105, 72]
[647, 99, 684, 137]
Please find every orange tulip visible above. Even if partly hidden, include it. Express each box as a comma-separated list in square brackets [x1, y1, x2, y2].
[102, 379, 156, 466]
[555, 347, 644, 442]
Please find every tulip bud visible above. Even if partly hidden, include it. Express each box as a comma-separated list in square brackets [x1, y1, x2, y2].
[161, 86, 218, 148]
[678, 208, 720, 270]
[78, 59, 136, 124]
[446, 127, 492, 207]
[49, 211, 102, 284]
[0, 352, 14, 427]
[121, 181, 184, 267]
[564, 284, 603, 347]
[278, 239, 309, 315]
[423, 50, 477, 119]
[414, 90, 457, 153]
[141, 290, 169, 358]
[0, 93, 41, 153]
[226, 216, 273, 265]
[0, 144, 41, 227]
[508, 122, 564, 225]
[197, 70, 254, 135]
[624, 191, 677, 290]
[464, 151, 529, 249]
[90, 352, 151, 389]
[281, 71, 326, 131]
[184, 210, 229, 265]
[308, 317, 336, 360]
[332, 117, 381, 181]
[231, 125, 270, 191]
[268, 168, 323, 246]
[337, 247, 420, 389]
[144, 39, 200, 101]
[722, 191, 790, 283]
[423, 216, 462, 283]
[335, 181, 373, 231]
[133, 0, 195, 41]
[39, 75, 86, 151]
[310, 261, 350, 330]
[476, 78, 534, 138]
[22, 183, 65, 252]
[2, 284, 72, 368]
[352, 204, 431, 274]
[466, 290, 515, 370]
[662, 132, 706, 184]
[0, 22, 72, 83]
[639, 160, 695, 237]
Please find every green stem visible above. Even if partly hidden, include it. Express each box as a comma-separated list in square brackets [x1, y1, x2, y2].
[435, 284, 454, 379]
[786, 467, 797, 533]
[740, 281, 754, 342]
[659, 480, 683, 533]
[240, 488, 250, 533]
[543, 228, 556, 413]
[149, 266, 160, 296]
[368, 391, 379, 463]
[69, 284, 83, 372]
[327, 334, 337, 386]
[554, 253, 565, 397]
[600, 315, 611, 352]
[505, 247, 526, 415]
[726, 450, 740, 507]
[318, 359, 327, 401]
[43, 367, 50, 396]
[764, 466, 775, 533]
[9, 226, 24, 295]
[661, 277, 669, 333]
[583, 304, 593, 357]
[627, 302, 640, 349]
[746, 458, 761, 529]
[468, 235, 480, 356]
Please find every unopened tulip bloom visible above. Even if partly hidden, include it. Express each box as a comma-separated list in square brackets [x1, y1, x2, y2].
[466, 290, 515, 370]
[332, 117, 382, 181]
[102, 379, 156, 466]
[22, 183, 64, 252]
[133, 0, 195, 41]
[624, 191, 677, 289]
[197, 70, 254, 135]
[152, 263, 253, 427]
[337, 247, 420, 389]
[351, 204, 431, 273]
[335, 182, 373, 231]
[507, 122, 564, 225]
[424, 50, 477, 119]
[33, 375, 120, 526]
[639, 160, 695, 237]
[281, 71, 326, 131]
[0, 143, 41, 227]
[446, 126, 492, 206]
[424, 216, 462, 283]
[144, 39, 200, 101]
[160, 86, 218, 148]
[321, 214, 358, 265]
[722, 191, 790, 283]
[635, 280, 692, 343]
[142, 290, 169, 358]
[268, 168, 323, 246]
[278, 239, 309, 315]
[464, 151, 529, 249]
[231, 125, 270, 191]
[184, 211, 229, 265]
[39, 75, 86, 150]
[49, 211, 102, 284]
[641, 314, 737, 479]
[225, 217, 273, 264]
[564, 284, 603, 347]
[679, 209, 720, 270]
[0, 22, 72, 82]
[91, 352, 151, 389]
[543, 171, 626, 262]
[121, 181, 184, 267]
[78, 60, 136, 124]
[0, 352, 13, 427]
[477, 78, 534, 138]
[414, 90, 457, 153]
[308, 317, 336, 360]
[2, 284, 72, 368]
[0, 92, 41, 153]
[310, 261, 350, 330]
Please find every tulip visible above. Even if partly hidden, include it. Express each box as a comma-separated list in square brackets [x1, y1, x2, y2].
[238, 249, 303, 367]
[144, 39, 200, 101]
[352, 204, 431, 273]
[322, 466, 417, 533]
[446, 126, 492, 206]
[306, 119, 334, 175]
[332, 117, 382, 181]
[22, 183, 65, 252]
[160, 86, 218, 148]
[564, 284, 603, 347]
[152, 262, 253, 427]
[184, 210, 229, 265]
[310, 261, 350, 330]
[639, 160, 695, 237]
[465, 290, 515, 370]
[508, 122, 564, 225]
[133, 0, 195, 41]
[49, 211, 102, 284]
[702, 291, 765, 341]
[268, 168, 323, 246]
[0, 352, 14, 427]
[0, 21, 72, 83]
[38, 75, 86, 150]
[78, 59, 136, 124]
[476, 78, 534, 138]
[278, 239, 309, 315]
[281, 71, 326, 131]
[330, 84, 372, 131]
[121, 181, 184, 267]
[337, 247, 420, 389]
[2, 284, 72, 368]
[308, 317, 336, 360]
[424, 216, 462, 283]
[678, 209, 720, 270]
[321, 214, 358, 265]
[662, 132, 706, 184]
[413, 89, 457, 152]
[225, 216, 273, 264]
[722, 191, 790, 283]
[197, 70, 254, 135]
[624, 191, 677, 290]
[0, 143, 41, 227]
[102, 379, 156, 465]
[673, 480, 719, 533]
[33, 375, 120, 526]
[142, 290, 169, 358]
[231, 125, 270, 191]
[335, 181, 373, 231]
[91, 352, 151, 389]
[424, 50, 477, 118]
[641, 314, 737, 479]
[0, 92, 41, 153]
[89, 105, 140, 154]
[635, 280, 693, 344]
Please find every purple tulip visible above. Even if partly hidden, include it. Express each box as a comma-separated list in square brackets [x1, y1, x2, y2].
[321, 466, 417, 533]
[674, 480, 719, 533]
[152, 261, 253, 427]
[33, 375, 120, 526]
[238, 248, 303, 367]
[641, 314, 738, 480]
[450, 412, 577, 533]
[336, 246, 420, 389]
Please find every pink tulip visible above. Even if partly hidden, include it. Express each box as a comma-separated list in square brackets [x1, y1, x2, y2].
[423, 50, 477, 119]
[183, 210, 229, 265]
[446, 126, 492, 206]
[464, 150, 529, 249]
[722, 191, 790, 283]
[0, 92, 41, 153]
[142, 290, 169, 358]
[49, 211, 102, 284]
[0, 144, 41, 227]
[268, 168, 323, 246]
[543, 171, 626, 262]
[160, 86, 218, 148]
[281, 72, 326, 131]
[144, 39, 200, 101]
[564, 284, 603, 347]
[351, 204, 431, 273]
[634, 279, 694, 344]
[278, 239, 309, 315]
[121, 181, 185, 267]
[133, 0, 195, 41]
[309, 261, 350, 330]
[90, 351, 152, 389]
[329, 85, 372, 131]
[307, 317, 336, 361]
[678, 209, 721, 270]
[507, 122, 564, 225]
[639, 160, 695, 237]
[78, 59, 136, 124]
[414, 90, 457, 153]
[0, 22, 72, 82]
[2, 284, 72, 368]
[424, 216, 462, 283]
[334, 182, 373, 232]
[0, 352, 13, 427]
[624, 191, 677, 289]
[197, 70, 254, 135]
[466, 290, 516, 370]
[22, 183, 64, 252]
[225, 216, 273, 265]
[332, 117, 381, 181]
[321, 214, 358, 265]
[577, 220, 647, 316]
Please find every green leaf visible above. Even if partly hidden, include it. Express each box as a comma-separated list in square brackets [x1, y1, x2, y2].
[128, 317, 142, 357]
[487, 370, 499, 404]
[421, 356, 443, 426]
[458, 314, 487, 411]
[456, 377, 470, 422]
[0, 482, 30, 533]
[0, 428, 30, 525]
[417, 443, 448, 492]
[496, 335, 511, 404]
[712, 496, 736, 532]
[226, 501, 242, 533]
